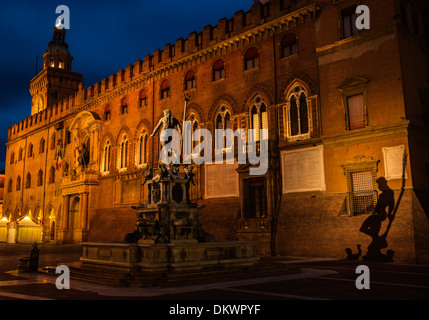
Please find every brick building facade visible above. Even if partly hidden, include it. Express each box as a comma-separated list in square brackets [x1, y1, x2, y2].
[2, 0, 429, 263]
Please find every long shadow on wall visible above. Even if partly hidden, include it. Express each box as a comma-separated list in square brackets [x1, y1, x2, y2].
[346, 152, 407, 262]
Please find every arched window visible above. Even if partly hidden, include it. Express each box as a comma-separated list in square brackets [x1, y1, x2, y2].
[39, 138, 45, 153]
[215, 106, 232, 150]
[160, 80, 170, 99]
[250, 95, 268, 142]
[139, 89, 147, 108]
[184, 70, 196, 90]
[51, 132, 56, 150]
[25, 173, 31, 189]
[10, 152, 14, 165]
[286, 84, 310, 141]
[49, 166, 55, 184]
[58, 60, 64, 69]
[28, 143, 33, 158]
[16, 176, 21, 191]
[18, 148, 23, 161]
[7, 179, 12, 193]
[102, 141, 111, 173]
[281, 33, 297, 58]
[244, 47, 259, 70]
[37, 169, 43, 186]
[136, 131, 148, 166]
[213, 59, 225, 81]
[119, 135, 128, 170]
[121, 97, 128, 114]
[105, 105, 112, 120]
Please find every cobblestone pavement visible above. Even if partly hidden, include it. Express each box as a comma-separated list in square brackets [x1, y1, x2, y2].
[0, 244, 428, 317]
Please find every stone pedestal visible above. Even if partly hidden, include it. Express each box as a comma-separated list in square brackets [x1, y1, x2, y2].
[80, 241, 259, 272]
[80, 163, 260, 274]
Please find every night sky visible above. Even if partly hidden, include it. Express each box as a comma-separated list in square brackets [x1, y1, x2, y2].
[0, 0, 255, 171]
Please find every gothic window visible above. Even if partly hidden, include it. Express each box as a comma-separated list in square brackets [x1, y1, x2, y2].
[28, 143, 33, 158]
[139, 89, 147, 108]
[215, 106, 232, 150]
[281, 33, 297, 58]
[37, 169, 43, 186]
[119, 135, 128, 170]
[102, 141, 111, 173]
[213, 59, 225, 81]
[7, 179, 12, 193]
[285, 84, 310, 141]
[250, 95, 268, 142]
[49, 166, 55, 184]
[105, 105, 112, 120]
[121, 97, 128, 114]
[185, 70, 196, 90]
[136, 132, 148, 166]
[16, 176, 21, 191]
[244, 47, 259, 70]
[39, 138, 45, 153]
[18, 147, 23, 161]
[160, 80, 170, 99]
[10, 152, 14, 165]
[25, 173, 31, 189]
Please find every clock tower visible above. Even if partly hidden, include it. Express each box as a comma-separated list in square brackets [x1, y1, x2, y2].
[29, 23, 83, 115]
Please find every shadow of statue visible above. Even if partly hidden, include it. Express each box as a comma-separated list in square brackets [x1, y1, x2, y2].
[345, 244, 362, 260]
[359, 177, 395, 262]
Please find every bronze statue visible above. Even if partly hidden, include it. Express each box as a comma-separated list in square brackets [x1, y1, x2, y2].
[78, 143, 90, 167]
[150, 109, 182, 147]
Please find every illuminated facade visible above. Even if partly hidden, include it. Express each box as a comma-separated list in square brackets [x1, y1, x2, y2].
[3, 0, 429, 263]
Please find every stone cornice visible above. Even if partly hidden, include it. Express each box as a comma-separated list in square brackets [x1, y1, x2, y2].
[322, 121, 410, 149]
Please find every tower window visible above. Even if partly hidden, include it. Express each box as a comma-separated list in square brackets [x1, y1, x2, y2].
[25, 173, 31, 189]
[28, 143, 33, 158]
[160, 80, 170, 99]
[49, 166, 55, 184]
[37, 170, 43, 186]
[213, 59, 225, 81]
[139, 89, 147, 108]
[16, 176, 21, 191]
[105, 105, 112, 120]
[281, 34, 297, 58]
[50, 59, 55, 68]
[58, 60, 64, 69]
[121, 97, 128, 114]
[185, 70, 196, 90]
[244, 47, 259, 70]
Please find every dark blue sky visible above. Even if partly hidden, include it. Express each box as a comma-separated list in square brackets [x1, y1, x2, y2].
[0, 0, 255, 171]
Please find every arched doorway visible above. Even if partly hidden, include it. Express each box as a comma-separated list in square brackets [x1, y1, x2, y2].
[70, 197, 80, 242]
